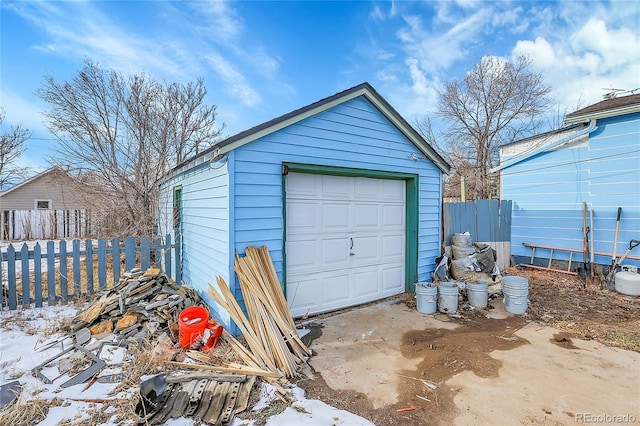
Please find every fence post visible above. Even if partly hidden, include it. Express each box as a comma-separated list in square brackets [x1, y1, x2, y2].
[20, 243, 30, 306]
[174, 233, 181, 285]
[34, 243, 42, 307]
[47, 241, 56, 305]
[60, 240, 68, 304]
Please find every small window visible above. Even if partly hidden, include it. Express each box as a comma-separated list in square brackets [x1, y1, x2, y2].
[36, 200, 51, 210]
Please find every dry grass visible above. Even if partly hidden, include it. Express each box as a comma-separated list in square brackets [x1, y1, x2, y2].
[0, 397, 66, 426]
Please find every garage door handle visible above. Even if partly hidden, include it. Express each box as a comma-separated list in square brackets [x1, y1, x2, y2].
[349, 237, 354, 250]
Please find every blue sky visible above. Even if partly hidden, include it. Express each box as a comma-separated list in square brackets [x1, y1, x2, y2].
[1, 0, 639, 171]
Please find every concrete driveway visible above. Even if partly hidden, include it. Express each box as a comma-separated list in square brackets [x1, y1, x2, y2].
[300, 297, 640, 425]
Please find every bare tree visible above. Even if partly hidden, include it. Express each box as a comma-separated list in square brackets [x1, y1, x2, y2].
[37, 59, 224, 236]
[437, 55, 552, 199]
[0, 110, 32, 190]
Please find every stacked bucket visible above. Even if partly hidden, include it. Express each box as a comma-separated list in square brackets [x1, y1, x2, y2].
[502, 276, 529, 314]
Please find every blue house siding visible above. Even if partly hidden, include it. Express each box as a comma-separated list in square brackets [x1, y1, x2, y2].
[231, 97, 443, 287]
[157, 161, 232, 325]
[502, 111, 640, 268]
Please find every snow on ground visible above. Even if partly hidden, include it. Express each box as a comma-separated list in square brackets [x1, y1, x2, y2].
[0, 303, 374, 426]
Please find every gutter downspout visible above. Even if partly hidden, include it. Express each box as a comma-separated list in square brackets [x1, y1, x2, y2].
[491, 119, 597, 172]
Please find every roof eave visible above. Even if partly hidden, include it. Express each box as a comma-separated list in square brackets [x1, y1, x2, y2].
[565, 104, 640, 124]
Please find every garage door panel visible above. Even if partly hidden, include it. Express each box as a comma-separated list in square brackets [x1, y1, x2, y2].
[352, 236, 379, 260]
[383, 179, 405, 200]
[286, 240, 317, 268]
[287, 173, 319, 197]
[382, 205, 405, 227]
[287, 203, 317, 228]
[322, 203, 350, 229]
[287, 277, 319, 317]
[382, 266, 404, 292]
[355, 269, 379, 297]
[322, 238, 349, 265]
[354, 204, 379, 227]
[354, 178, 380, 199]
[323, 275, 351, 304]
[382, 235, 404, 257]
[322, 175, 350, 197]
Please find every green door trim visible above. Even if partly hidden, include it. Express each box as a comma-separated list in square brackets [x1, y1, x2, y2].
[281, 162, 419, 296]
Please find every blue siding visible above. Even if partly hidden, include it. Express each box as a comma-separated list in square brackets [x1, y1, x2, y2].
[503, 112, 640, 267]
[157, 162, 232, 325]
[232, 97, 443, 285]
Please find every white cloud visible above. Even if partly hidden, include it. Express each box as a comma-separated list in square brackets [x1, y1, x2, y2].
[204, 53, 261, 107]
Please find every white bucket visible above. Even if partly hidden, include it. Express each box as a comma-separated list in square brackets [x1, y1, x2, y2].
[415, 283, 437, 314]
[503, 276, 529, 314]
[466, 280, 488, 308]
[438, 282, 459, 313]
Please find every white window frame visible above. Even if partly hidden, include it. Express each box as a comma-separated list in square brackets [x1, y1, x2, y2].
[35, 199, 52, 210]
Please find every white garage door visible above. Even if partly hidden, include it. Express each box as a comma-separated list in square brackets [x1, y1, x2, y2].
[285, 172, 405, 318]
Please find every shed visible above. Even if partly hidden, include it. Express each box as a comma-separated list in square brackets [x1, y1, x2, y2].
[157, 82, 450, 330]
[495, 94, 640, 270]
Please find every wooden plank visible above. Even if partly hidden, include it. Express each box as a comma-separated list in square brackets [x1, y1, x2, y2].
[59, 240, 68, 304]
[97, 238, 107, 290]
[475, 200, 491, 242]
[7, 245, 17, 309]
[73, 239, 81, 296]
[47, 241, 56, 305]
[85, 238, 94, 294]
[124, 236, 136, 271]
[34, 243, 42, 307]
[20, 244, 30, 306]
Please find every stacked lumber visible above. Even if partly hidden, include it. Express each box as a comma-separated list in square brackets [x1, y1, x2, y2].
[67, 268, 201, 336]
[207, 246, 311, 380]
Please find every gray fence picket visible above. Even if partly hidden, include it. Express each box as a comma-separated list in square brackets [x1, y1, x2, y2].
[47, 241, 56, 305]
[98, 239, 107, 290]
[140, 237, 150, 270]
[125, 237, 135, 271]
[112, 237, 121, 283]
[73, 239, 81, 296]
[86, 239, 94, 294]
[59, 240, 68, 304]
[34, 243, 42, 308]
[21, 244, 29, 306]
[7, 246, 17, 309]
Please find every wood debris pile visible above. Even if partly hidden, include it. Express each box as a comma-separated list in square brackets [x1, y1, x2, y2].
[67, 267, 201, 338]
[205, 246, 312, 392]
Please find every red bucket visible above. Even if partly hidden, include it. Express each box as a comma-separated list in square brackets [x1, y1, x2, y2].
[178, 306, 209, 349]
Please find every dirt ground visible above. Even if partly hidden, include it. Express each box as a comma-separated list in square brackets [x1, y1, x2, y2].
[292, 267, 640, 426]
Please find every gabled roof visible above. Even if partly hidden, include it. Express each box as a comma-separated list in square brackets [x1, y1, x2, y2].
[167, 82, 451, 178]
[0, 167, 62, 197]
[565, 93, 640, 123]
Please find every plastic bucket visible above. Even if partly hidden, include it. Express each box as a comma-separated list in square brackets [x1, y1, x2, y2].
[415, 283, 437, 314]
[467, 280, 488, 308]
[438, 282, 459, 313]
[503, 276, 529, 314]
[179, 306, 210, 349]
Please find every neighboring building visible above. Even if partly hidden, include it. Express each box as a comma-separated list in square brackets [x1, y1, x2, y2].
[496, 94, 640, 269]
[0, 167, 91, 240]
[157, 83, 451, 331]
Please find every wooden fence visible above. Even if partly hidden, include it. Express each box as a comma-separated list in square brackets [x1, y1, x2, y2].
[0, 234, 181, 310]
[1, 209, 99, 241]
[443, 199, 513, 271]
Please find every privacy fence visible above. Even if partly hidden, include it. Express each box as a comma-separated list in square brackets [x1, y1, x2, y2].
[0, 234, 181, 310]
[1, 209, 100, 241]
[443, 199, 513, 271]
